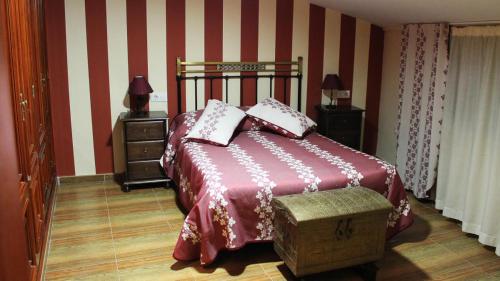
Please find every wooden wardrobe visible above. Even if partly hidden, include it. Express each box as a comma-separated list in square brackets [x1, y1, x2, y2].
[0, 0, 56, 280]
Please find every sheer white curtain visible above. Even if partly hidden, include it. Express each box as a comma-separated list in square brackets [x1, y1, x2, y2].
[436, 26, 500, 256]
[396, 23, 449, 198]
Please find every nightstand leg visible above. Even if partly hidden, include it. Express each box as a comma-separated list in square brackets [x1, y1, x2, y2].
[163, 179, 171, 189]
[354, 262, 378, 281]
[122, 184, 130, 193]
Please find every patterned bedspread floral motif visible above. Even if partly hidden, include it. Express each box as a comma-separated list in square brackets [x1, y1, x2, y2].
[248, 131, 321, 193]
[227, 143, 277, 240]
[292, 138, 364, 188]
[183, 142, 236, 248]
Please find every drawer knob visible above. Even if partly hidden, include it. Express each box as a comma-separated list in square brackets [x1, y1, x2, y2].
[143, 148, 148, 153]
[143, 128, 148, 133]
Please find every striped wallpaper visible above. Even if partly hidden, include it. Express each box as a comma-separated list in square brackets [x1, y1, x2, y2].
[45, 0, 384, 176]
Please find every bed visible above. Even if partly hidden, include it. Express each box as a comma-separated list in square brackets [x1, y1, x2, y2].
[162, 57, 414, 265]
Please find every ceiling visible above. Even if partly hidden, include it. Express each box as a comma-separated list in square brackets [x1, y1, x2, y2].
[311, 0, 500, 27]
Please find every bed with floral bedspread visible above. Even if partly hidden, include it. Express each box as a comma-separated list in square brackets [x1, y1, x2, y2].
[162, 111, 414, 265]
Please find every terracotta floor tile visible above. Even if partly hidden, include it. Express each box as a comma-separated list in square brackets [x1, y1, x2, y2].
[44, 261, 119, 281]
[105, 184, 154, 196]
[49, 232, 112, 248]
[467, 251, 500, 275]
[53, 197, 108, 217]
[191, 263, 269, 281]
[112, 224, 172, 240]
[45, 235, 116, 272]
[424, 259, 485, 280]
[168, 218, 187, 232]
[153, 187, 177, 197]
[56, 183, 105, 194]
[158, 200, 184, 212]
[107, 190, 160, 212]
[50, 215, 110, 239]
[118, 263, 196, 281]
[109, 209, 170, 233]
[113, 231, 178, 262]
[154, 188, 178, 201]
[162, 207, 186, 220]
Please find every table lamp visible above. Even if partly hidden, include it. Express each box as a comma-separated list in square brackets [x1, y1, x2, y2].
[321, 74, 342, 109]
[128, 75, 153, 114]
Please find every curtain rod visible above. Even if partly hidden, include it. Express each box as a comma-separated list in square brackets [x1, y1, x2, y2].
[384, 20, 500, 31]
[396, 20, 500, 27]
[450, 20, 500, 27]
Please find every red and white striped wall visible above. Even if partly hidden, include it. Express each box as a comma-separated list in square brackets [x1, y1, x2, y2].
[45, 0, 384, 176]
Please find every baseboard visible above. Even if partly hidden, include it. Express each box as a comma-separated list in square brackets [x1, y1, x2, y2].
[38, 179, 57, 281]
[58, 173, 119, 185]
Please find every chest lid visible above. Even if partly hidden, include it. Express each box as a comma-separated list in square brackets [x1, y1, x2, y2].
[272, 187, 393, 224]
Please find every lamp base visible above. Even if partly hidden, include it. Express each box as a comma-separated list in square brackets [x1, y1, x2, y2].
[326, 104, 337, 110]
[326, 97, 338, 111]
[130, 94, 150, 114]
[129, 110, 148, 117]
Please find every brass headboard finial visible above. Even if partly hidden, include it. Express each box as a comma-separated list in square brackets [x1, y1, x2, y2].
[176, 57, 182, 76]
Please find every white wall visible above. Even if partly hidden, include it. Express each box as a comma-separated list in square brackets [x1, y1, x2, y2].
[376, 27, 401, 164]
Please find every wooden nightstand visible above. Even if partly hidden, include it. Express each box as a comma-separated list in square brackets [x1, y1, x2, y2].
[316, 105, 364, 150]
[120, 111, 169, 192]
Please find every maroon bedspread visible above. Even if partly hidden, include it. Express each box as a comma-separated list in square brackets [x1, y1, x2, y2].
[162, 112, 413, 265]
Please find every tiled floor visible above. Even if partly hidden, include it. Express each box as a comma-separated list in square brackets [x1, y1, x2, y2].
[42, 181, 500, 281]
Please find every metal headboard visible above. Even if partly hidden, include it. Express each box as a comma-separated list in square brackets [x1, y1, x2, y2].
[176, 56, 303, 113]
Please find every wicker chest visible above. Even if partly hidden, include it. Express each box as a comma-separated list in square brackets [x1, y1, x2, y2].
[272, 187, 393, 277]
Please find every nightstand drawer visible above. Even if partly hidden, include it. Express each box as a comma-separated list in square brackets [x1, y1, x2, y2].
[127, 161, 164, 180]
[331, 114, 362, 130]
[328, 132, 360, 149]
[126, 121, 165, 141]
[127, 140, 165, 161]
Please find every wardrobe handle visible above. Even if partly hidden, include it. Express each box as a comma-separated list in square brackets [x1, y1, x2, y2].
[19, 93, 28, 121]
[31, 84, 35, 98]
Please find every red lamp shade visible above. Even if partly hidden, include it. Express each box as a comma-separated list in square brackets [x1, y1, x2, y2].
[128, 76, 153, 113]
[322, 74, 344, 109]
[321, 74, 342, 90]
[128, 75, 153, 96]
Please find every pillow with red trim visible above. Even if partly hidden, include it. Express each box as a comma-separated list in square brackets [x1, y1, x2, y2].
[237, 115, 264, 131]
[185, 99, 246, 146]
[246, 98, 316, 138]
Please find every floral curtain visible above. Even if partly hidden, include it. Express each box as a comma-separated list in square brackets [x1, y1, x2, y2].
[395, 23, 449, 198]
[436, 26, 500, 256]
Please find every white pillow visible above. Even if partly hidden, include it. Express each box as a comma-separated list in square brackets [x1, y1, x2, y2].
[186, 99, 246, 146]
[246, 98, 316, 138]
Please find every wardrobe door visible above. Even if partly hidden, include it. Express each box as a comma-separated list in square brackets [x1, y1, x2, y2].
[5, 0, 44, 261]
[31, 0, 55, 213]
[24, 0, 46, 257]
